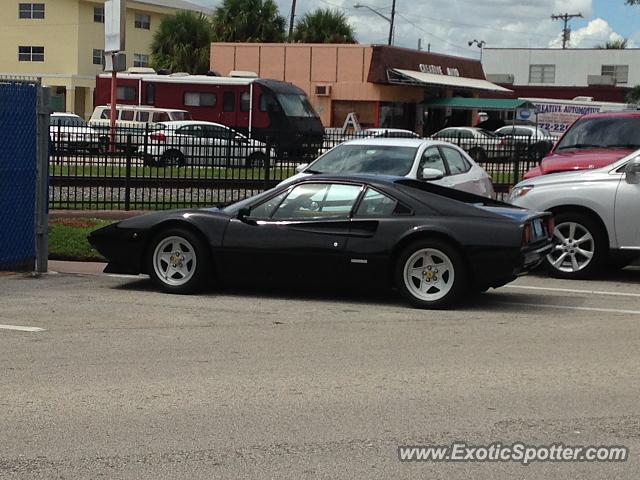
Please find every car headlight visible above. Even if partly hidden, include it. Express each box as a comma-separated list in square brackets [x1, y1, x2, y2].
[509, 185, 534, 202]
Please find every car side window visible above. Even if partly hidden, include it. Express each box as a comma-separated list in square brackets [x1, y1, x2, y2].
[355, 188, 398, 217]
[250, 191, 288, 218]
[272, 183, 362, 220]
[440, 147, 471, 175]
[418, 147, 446, 178]
[515, 127, 532, 137]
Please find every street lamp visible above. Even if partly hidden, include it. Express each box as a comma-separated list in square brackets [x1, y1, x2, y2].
[468, 39, 486, 62]
[354, 3, 396, 46]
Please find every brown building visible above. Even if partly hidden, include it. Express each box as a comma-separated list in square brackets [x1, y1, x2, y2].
[210, 43, 510, 135]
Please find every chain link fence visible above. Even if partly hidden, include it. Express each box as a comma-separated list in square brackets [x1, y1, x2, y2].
[0, 77, 49, 271]
[49, 124, 549, 211]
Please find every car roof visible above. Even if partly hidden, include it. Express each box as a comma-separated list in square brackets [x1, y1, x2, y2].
[51, 112, 80, 117]
[581, 111, 640, 120]
[159, 120, 230, 128]
[94, 105, 188, 113]
[341, 138, 441, 147]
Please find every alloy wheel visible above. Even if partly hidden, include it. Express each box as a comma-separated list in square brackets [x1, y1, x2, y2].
[403, 248, 455, 302]
[547, 221, 595, 273]
[152, 236, 197, 286]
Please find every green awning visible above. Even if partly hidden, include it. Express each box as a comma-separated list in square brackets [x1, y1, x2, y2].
[423, 97, 536, 111]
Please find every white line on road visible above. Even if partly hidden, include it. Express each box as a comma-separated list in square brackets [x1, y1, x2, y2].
[498, 302, 640, 316]
[506, 285, 640, 299]
[0, 324, 45, 332]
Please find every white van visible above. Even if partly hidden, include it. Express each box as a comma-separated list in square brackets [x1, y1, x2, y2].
[89, 105, 193, 149]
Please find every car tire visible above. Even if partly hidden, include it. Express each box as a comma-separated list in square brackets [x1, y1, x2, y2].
[394, 239, 468, 309]
[544, 212, 607, 279]
[246, 151, 266, 168]
[161, 150, 185, 167]
[468, 147, 487, 163]
[146, 227, 211, 294]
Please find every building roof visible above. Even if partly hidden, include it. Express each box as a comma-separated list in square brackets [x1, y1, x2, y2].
[133, 0, 213, 13]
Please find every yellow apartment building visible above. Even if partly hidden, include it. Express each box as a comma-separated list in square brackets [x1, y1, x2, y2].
[0, 0, 209, 118]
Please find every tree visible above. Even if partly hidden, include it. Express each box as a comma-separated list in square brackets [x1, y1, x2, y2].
[626, 0, 640, 4]
[626, 85, 640, 104]
[293, 9, 357, 43]
[595, 38, 628, 49]
[211, 0, 286, 42]
[150, 11, 213, 74]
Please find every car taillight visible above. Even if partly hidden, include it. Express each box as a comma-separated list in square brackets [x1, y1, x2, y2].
[522, 223, 532, 245]
[150, 132, 166, 141]
[499, 138, 506, 147]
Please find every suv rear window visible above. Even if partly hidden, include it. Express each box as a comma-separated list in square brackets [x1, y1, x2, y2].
[556, 116, 640, 150]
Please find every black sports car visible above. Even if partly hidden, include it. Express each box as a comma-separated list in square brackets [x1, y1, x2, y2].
[88, 175, 554, 308]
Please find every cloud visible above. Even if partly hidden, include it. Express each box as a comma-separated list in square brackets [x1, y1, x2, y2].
[549, 18, 632, 48]
[194, 0, 634, 56]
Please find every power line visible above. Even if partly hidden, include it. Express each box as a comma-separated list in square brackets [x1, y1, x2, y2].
[551, 12, 583, 49]
[395, 12, 470, 52]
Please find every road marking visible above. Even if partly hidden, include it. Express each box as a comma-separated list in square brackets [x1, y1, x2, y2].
[506, 284, 640, 299]
[498, 302, 640, 316]
[0, 324, 45, 332]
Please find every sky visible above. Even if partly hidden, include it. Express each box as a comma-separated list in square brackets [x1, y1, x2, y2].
[191, 0, 640, 58]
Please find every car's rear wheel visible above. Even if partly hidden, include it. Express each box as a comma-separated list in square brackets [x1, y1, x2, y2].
[468, 147, 487, 163]
[147, 228, 210, 294]
[246, 151, 266, 168]
[395, 240, 467, 309]
[161, 150, 185, 167]
[544, 212, 607, 279]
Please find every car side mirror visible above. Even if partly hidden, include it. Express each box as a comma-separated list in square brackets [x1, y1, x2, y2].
[296, 163, 308, 173]
[625, 157, 640, 184]
[237, 207, 251, 220]
[421, 167, 444, 181]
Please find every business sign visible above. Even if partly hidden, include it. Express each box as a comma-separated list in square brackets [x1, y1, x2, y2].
[105, 0, 126, 53]
[419, 64, 460, 77]
[516, 108, 534, 121]
[531, 101, 604, 137]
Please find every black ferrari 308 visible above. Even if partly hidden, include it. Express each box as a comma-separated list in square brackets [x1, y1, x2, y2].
[89, 175, 554, 308]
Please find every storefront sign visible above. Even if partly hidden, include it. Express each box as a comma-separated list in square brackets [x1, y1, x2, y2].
[530, 100, 604, 136]
[419, 64, 460, 77]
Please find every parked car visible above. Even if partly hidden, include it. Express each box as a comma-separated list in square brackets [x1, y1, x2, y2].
[49, 112, 99, 153]
[138, 121, 272, 167]
[283, 138, 495, 197]
[495, 125, 554, 160]
[523, 111, 640, 179]
[88, 175, 554, 308]
[432, 127, 508, 162]
[510, 151, 640, 279]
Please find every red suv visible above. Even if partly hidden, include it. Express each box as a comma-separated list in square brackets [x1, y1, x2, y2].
[524, 111, 640, 179]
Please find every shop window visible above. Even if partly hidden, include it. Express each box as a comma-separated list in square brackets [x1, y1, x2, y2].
[528, 64, 555, 84]
[601, 65, 628, 84]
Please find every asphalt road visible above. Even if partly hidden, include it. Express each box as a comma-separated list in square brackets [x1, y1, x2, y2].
[1, 268, 640, 479]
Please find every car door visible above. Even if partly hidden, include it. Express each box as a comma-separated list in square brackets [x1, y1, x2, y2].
[221, 182, 365, 286]
[209, 125, 234, 166]
[614, 161, 640, 248]
[438, 145, 481, 194]
[176, 125, 201, 164]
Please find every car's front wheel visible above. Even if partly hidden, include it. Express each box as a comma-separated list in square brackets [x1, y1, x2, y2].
[395, 239, 467, 309]
[147, 228, 210, 294]
[544, 212, 607, 279]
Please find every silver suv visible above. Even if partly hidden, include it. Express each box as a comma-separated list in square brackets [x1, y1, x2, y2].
[509, 152, 640, 278]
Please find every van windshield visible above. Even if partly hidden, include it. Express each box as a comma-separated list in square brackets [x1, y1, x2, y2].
[276, 94, 317, 118]
[556, 116, 640, 150]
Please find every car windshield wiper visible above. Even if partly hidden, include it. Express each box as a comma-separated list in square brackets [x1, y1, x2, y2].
[556, 143, 603, 150]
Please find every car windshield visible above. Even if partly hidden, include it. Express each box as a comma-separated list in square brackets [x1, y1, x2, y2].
[51, 116, 88, 127]
[307, 144, 418, 176]
[276, 94, 318, 118]
[556, 116, 640, 150]
[479, 129, 499, 138]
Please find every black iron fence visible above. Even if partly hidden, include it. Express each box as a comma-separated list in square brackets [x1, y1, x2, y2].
[49, 123, 552, 210]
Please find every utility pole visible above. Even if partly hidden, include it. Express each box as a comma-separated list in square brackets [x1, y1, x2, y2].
[551, 12, 583, 49]
[288, 0, 297, 41]
[388, 0, 396, 46]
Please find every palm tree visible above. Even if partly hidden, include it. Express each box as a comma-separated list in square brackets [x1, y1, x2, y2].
[150, 11, 213, 74]
[293, 9, 357, 43]
[211, 0, 286, 42]
[626, 85, 640, 104]
[596, 38, 629, 49]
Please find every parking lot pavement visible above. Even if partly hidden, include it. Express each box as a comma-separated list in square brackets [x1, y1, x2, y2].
[1, 269, 640, 479]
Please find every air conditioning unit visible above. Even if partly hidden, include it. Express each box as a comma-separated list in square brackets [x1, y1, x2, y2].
[587, 75, 615, 86]
[485, 74, 514, 85]
[315, 84, 331, 96]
